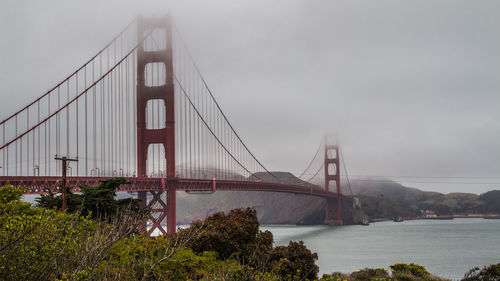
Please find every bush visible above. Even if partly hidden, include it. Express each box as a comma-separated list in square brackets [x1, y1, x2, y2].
[350, 268, 389, 281]
[0, 186, 96, 280]
[320, 272, 349, 281]
[319, 263, 448, 281]
[0, 184, 145, 281]
[188, 208, 272, 263]
[270, 241, 319, 280]
[462, 263, 500, 281]
[186, 207, 320, 280]
[100, 235, 246, 280]
[390, 263, 430, 278]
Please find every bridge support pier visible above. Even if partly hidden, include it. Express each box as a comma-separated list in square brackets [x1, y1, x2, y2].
[325, 198, 343, 225]
[138, 179, 176, 235]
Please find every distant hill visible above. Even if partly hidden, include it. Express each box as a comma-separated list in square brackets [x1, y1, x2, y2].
[251, 171, 320, 188]
[177, 191, 326, 224]
[479, 190, 500, 213]
[349, 179, 499, 217]
[176, 173, 500, 224]
[177, 171, 326, 224]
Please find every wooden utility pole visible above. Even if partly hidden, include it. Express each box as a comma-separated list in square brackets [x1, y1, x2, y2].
[55, 156, 78, 212]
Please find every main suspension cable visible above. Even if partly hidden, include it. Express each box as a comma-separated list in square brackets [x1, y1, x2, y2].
[297, 139, 324, 179]
[171, 24, 280, 182]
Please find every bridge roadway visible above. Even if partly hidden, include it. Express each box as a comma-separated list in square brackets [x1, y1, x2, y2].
[0, 176, 352, 201]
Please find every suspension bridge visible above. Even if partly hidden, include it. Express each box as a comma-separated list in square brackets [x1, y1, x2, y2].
[0, 16, 353, 235]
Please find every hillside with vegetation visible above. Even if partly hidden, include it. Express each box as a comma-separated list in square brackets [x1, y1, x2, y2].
[350, 179, 500, 219]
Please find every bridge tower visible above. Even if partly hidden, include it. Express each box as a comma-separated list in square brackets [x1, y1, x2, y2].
[324, 140, 342, 225]
[136, 16, 176, 235]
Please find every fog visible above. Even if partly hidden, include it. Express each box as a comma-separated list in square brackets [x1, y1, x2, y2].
[1, 0, 499, 194]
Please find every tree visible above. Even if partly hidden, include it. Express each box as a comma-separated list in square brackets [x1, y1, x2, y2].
[188, 208, 271, 262]
[270, 241, 319, 280]
[186, 207, 320, 280]
[37, 178, 141, 220]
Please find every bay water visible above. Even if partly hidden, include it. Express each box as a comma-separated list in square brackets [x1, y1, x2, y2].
[262, 218, 500, 280]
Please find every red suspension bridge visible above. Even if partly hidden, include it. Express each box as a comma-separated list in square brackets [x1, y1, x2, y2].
[0, 16, 353, 235]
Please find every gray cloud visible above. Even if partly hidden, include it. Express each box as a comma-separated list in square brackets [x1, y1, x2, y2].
[1, 0, 499, 193]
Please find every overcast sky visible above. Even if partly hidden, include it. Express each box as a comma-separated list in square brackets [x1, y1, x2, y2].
[1, 0, 499, 194]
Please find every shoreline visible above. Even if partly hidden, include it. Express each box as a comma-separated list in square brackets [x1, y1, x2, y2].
[368, 215, 500, 225]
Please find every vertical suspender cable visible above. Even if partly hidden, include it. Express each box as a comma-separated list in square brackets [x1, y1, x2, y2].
[15, 115, 17, 176]
[66, 81, 70, 161]
[120, 37, 123, 175]
[26, 109, 29, 176]
[156, 57, 160, 175]
[76, 72, 80, 175]
[132, 51, 136, 176]
[38, 100, 40, 175]
[85, 67, 88, 176]
[57, 87, 60, 174]
[126, 54, 130, 175]
[93, 59, 96, 173]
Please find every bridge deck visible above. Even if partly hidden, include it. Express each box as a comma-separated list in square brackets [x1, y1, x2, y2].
[0, 176, 352, 200]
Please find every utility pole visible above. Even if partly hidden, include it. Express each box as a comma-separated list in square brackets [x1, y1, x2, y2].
[55, 156, 78, 212]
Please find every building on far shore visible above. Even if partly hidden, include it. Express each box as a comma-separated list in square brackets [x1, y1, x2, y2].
[421, 210, 438, 218]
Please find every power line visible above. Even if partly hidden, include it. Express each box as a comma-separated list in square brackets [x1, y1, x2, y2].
[349, 175, 500, 179]
[351, 179, 500, 185]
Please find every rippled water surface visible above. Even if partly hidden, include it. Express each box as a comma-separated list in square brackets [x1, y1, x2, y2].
[262, 218, 500, 280]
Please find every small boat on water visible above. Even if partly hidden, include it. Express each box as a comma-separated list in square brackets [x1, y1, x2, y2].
[393, 217, 404, 222]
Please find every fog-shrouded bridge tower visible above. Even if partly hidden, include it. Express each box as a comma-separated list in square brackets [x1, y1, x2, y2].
[136, 15, 176, 234]
[324, 140, 342, 225]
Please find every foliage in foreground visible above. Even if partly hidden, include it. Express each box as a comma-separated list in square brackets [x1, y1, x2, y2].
[320, 262, 500, 281]
[0, 185, 147, 280]
[321, 263, 447, 281]
[462, 263, 500, 281]
[188, 208, 319, 280]
[0, 185, 319, 280]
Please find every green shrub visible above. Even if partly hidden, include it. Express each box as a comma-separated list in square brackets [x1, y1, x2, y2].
[187, 208, 273, 264]
[270, 240, 319, 280]
[390, 263, 430, 278]
[350, 268, 389, 281]
[320, 272, 349, 281]
[186, 208, 319, 280]
[462, 263, 500, 281]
